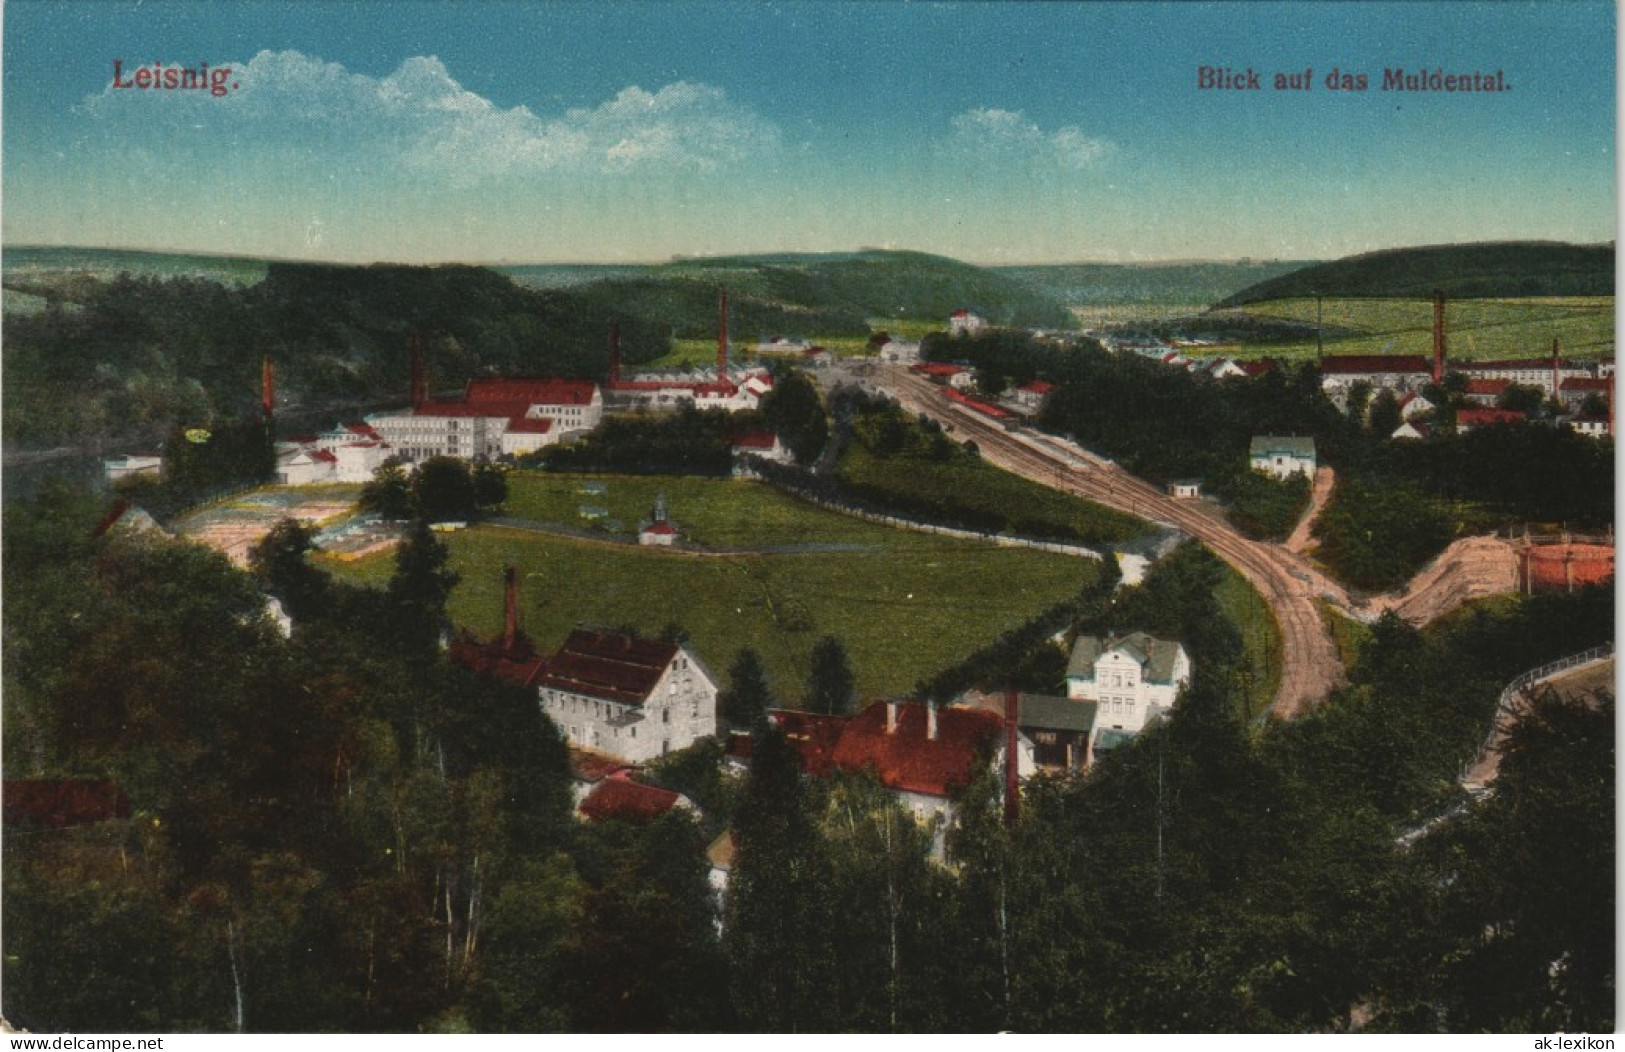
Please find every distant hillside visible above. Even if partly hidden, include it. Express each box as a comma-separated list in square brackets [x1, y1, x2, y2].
[1216, 241, 1615, 307]
[1000, 260, 1315, 307]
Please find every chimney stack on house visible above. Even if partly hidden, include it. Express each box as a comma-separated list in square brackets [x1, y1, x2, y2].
[717, 287, 729, 384]
[1432, 289, 1447, 383]
[502, 566, 519, 652]
[609, 323, 622, 385]
[1003, 689, 1020, 828]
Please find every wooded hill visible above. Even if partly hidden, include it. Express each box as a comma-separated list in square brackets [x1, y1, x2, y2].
[1215, 241, 1615, 307]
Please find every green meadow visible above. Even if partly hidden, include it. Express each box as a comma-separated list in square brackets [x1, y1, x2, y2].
[325, 473, 1101, 703]
[1201, 296, 1614, 362]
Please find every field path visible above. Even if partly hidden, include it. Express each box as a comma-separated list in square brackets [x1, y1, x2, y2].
[1286, 466, 1336, 554]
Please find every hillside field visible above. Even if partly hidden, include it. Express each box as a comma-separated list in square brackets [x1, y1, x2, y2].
[1196, 296, 1613, 361]
[322, 473, 1101, 702]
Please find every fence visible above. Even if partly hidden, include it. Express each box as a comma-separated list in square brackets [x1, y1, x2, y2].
[1461, 641, 1615, 785]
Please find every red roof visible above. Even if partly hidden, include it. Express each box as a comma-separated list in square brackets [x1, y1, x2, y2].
[771, 710, 851, 778]
[4, 780, 130, 828]
[413, 399, 524, 419]
[951, 309, 970, 318]
[1464, 378, 1511, 396]
[911, 361, 968, 378]
[570, 748, 633, 784]
[309, 449, 338, 463]
[641, 520, 679, 536]
[578, 771, 686, 824]
[1018, 380, 1056, 395]
[1238, 359, 1277, 377]
[534, 630, 679, 706]
[1456, 407, 1528, 427]
[830, 702, 1002, 799]
[944, 387, 1013, 420]
[1319, 355, 1432, 375]
[448, 633, 547, 689]
[464, 378, 598, 407]
[732, 430, 779, 450]
[1561, 377, 1612, 392]
[344, 423, 383, 440]
[1462, 358, 1576, 371]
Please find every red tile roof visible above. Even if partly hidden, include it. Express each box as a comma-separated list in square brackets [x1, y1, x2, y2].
[831, 702, 1002, 798]
[640, 520, 679, 536]
[1561, 377, 1612, 392]
[534, 629, 679, 706]
[1018, 380, 1056, 395]
[944, 387, 1013, 420]
[570, 748, 634, 784]
[4, 780, 131, 828]
[345, 423, 384, 440]
[1456, 407, 1528, 427]
[504, 418, 555, 434]
[1464, 378, 1511, 396]
[412, 399, 524, 419]
[464, 378, 598, 407]
[1237, 359, 1277, 377]
[309, 450, 338, 463]
[772, 702, 1003, 799]
[578, 771, 686, 824]
[1319, 355, 1432, 375]
[1461, 358, 1576, 371]
[732, 430, 779, 450]
[448, 633, 547, 688]
[911, 361, 969, 378]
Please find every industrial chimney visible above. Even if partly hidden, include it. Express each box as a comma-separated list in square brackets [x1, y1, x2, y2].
[502, 565, 519, 652]
[609, 323, 622, 385]
[1432, 289, 1447, 383]
[410, 329, 427, 408]
[1551, 338, 1561, 403]
[261, 354, 275, 421]
[717, 287, 729, 384]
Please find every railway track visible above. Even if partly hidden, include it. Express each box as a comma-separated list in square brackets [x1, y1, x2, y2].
[876, 367, 1347, 719]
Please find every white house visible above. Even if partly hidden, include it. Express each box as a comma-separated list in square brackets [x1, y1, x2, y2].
[877, 338, 921, 364]
[731, 430, 793, 477]
[1249, 435, 1317, 480]
[103, 453, 163, 484]
[276, 448, 338, 486]
[1013, 380, 1056, 410]
[949, 309, 988, 337]
[368, 378, 601, 462]
[1066, 632, 1192, 738]
[537, 629, 718, 763]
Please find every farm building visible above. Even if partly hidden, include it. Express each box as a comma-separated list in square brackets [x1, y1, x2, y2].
[538, 629, 718, 764]
[1249, 435, 1317, 480]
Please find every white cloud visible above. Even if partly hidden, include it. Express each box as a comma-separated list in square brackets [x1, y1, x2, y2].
[950, 107, 1113, 168]
[84, 51, 779, 178]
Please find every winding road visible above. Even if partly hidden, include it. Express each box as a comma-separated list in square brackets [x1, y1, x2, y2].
[872, 366, 1349, 719]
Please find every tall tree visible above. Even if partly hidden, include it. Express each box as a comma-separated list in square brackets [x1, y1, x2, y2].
[386, 519, 460, 663]
[806, 635, 856, 715]
[761, 368, 830, 466]
[248, 517, 330, 622]
[721, 648, 774, 731]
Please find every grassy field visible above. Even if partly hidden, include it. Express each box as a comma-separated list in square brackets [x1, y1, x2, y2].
[1216, 560, 1282, 723]
[1201, 296, 1613, 362]
[324, 473, 1101, 703]
[837, 444, 1147, 545]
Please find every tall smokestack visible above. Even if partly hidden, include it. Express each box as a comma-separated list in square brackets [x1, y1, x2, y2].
[609, 323, 622, 385]
[1003, 689, 1020, 828]
[1432, 289, 1446, 383]
[410, 329, 426, 408]
[502, 565, 518, 652]
[261, 354, 275, 421]
[1552, 337, 1561, 403]
[717, 287, 729, 384]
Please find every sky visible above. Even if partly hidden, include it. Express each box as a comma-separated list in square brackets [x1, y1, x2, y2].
[2, 1, 1615, 264]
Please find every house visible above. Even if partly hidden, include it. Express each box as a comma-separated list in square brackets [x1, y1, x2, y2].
[537, 629, 718, 763]
[949, 309, 988, 337]
[1558, 376, 1612, 410]
[1166, 479, 1203, 499]
[1318, 354, 1433, 401]
[1396, 391, 1435, 420]
[1455, 407, 1527, 433]
[1013, 693, 1099, 774]
[1249, 435, 1317, 480]
[1568, 413, 1613, 439]
[877, 338, 921, 364]
[773, 699, 1004, 853]
[910, 361, 973, 387]
[1391, 419, 1432, 441]
[638, 493, 680, 546]
[103, 453, 163, 484]
[367, 378, 600, 461]
[276, 448, 338, 486]
[90, 500, 164, 539]
[1461, 378, 1511, 406]
[1066, 632, 1192, 738]
[1013, 380, 1056, 409]
[1202, 358, 1248, 380]
[1456, 356, 1597, 397]
[731, 430, 792, 477]
[577, 769, 695, 824]
[1236, 359, 1278, 379]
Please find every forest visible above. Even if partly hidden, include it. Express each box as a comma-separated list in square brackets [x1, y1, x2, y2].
[3, 474, 1612, 1033]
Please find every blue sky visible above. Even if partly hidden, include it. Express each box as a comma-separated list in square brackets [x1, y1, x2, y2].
[3, 1, 1614, 264]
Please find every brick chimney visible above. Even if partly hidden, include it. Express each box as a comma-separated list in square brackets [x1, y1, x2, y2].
[1551, 337, 1561, 402]
[261, 354, 275, 421]
[1003, 689, 1020, 828]
[1432, 289, 1447, 383]
[926, 700, 938, 741]
[717, 287, 729, 384]
[502, 566, 519, 651]
[609, 323, 622, 385]
[410, 329, 426, 408]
